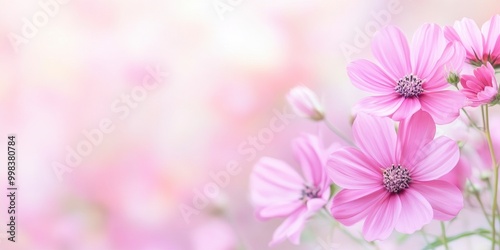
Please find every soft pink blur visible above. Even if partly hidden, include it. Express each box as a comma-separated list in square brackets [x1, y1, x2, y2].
[0, 0, 499, 249]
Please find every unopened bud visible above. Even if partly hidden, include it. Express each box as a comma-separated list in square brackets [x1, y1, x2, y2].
[286, 86, 324, 121]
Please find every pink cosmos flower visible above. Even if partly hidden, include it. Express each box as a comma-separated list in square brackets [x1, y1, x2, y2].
[348, 24, 466, 124]
[250, 134, 331, 246]
[460, 62, 499, 107]
[286, 85, 325, 121]
[445, 15, 500, 68]
[327, 111, 463, 241]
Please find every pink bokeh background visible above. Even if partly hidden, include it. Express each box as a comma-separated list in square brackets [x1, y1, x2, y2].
[0, 0, 499, 249]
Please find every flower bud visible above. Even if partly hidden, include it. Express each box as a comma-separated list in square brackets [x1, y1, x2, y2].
[286, 86, 324, 121]
[447, 71, 460, 86]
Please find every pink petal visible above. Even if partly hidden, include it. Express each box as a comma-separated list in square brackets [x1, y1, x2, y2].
[411, 24, 447, 79]
[347, 59, 396, 94]
[453, 18, 484, 61]
[425, 42, 466, 91]
[476, 86, 498, 104]
[391, 97, 421, 121]
[409, 137, 460, 181]
[353, 113, 397, 168]
[250, 157, 305, 218]
[362, 194, 401, 241]
[395, 189, 433, 233]
[411, 180, 464, 220]
[327, 147, 383, 189]
[444, 25, 461, 44]
[306, 198, 327, 213]
[353, 94, 404, 117]
[269, 208, 307, 246]
[439, 157, 472, 191]
[397, 111, 436, 166]
[372, 26, 411, 79]
[481, 14, 500, 55]
[419, 90, 465, 124]
[293, 134, 325, 187]
[259, 201, 304, 219]
[331, 188, 388, 226]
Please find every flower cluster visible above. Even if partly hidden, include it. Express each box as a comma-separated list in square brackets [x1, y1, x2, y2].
[250, 14, 500, 248]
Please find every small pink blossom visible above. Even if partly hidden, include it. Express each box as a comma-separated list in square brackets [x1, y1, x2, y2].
[445, 15, 500, 67]
[327, 111, 463, 241]
[348, 24, 466, 124]
[286, 86, 325, 121]
[460, 63, 499, 107]
[250, 134, 331, 246]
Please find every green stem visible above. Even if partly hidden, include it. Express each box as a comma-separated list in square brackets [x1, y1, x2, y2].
[441, 222, 449, 250]
[483, 105, 499, 250]
[461, 108, 481, 130]
[470, 179, 493, 226]
[324, 119, 354, 146]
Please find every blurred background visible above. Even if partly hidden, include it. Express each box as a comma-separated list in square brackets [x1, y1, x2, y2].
[0, 0, 499, 249]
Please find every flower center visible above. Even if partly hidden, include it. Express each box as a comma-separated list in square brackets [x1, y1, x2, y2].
[395, 74, 424, 98]
[383, 164, 411, 193]
[300, 185, 320, 200]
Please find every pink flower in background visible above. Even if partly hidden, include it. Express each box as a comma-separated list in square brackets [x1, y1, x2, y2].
[250, 134, 331, 246]
[460, 63, 499, 107]
[445, 15, 500, 67]
[327, 111, 463, 241]
[286, 86, 325, 121]
[439, 157, 472, 191]
[348, 24, 466, 124]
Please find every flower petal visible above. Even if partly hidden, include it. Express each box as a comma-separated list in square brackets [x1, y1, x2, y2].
[353, 113, 397, 168]
[411, 24, 447, 79]
[395, 189, 433, 234]
[362, 194, 401, 241]
[269, 208, 307, 246]
[327, 147, 383, 189]
[250, 157, 305, 218]
[391, 97, 421, 121]
[411, 180, 464, 220]
[425, 42, 466, 91]
[353, 94, 404, 118]
[292, 134, 325, 187]
[482, 14, 500, 55]
[306, 198, 328, 213]
[452, 18, 484, 61]
[397, 111, 436, 166]
[331, 188, 388, 226]
[259, 201, 304, 219]
[409, 137, 460, 181]
[419, 90, 465, 124]
[347, 59, 396, 94]
[372, 26, 411, 79]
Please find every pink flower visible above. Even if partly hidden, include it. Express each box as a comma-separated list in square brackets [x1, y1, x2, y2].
[439, 156, 472, 191]
[460, 63, 499, 107]
[327, 111, 463, 241]
[348, 24, 466, 124]
[445, 15, 500, 67]
[286, 86, 325, 121]
[250, 134, 331, 246]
